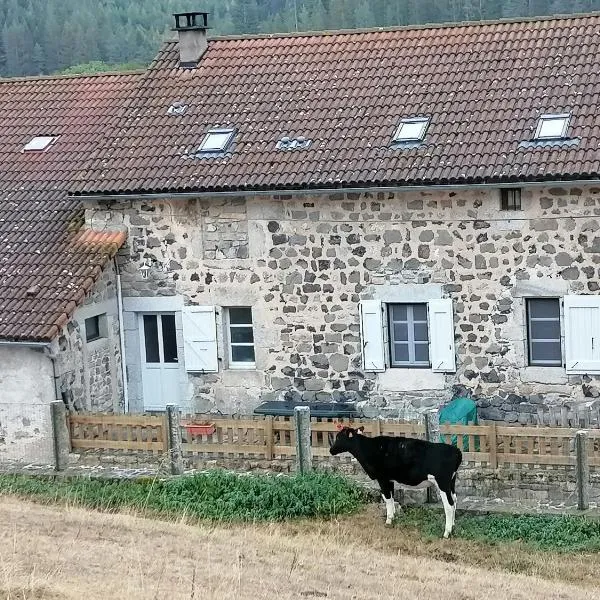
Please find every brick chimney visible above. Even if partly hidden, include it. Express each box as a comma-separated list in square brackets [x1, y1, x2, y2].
[172, 12, 210, 68]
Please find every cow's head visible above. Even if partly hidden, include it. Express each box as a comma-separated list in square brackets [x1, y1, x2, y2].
[329, 424, 365, 455]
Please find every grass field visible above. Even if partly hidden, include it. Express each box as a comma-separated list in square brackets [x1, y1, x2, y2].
[1, 497, 598, 600]
[1, 473, 599, 598]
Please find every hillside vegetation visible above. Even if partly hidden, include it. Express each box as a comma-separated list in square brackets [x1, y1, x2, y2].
[1, 0, 599, 78]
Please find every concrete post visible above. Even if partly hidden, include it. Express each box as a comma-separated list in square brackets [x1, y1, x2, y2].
[575, 430, 590, 511]
[50, 401, 70, 472]
[166, 404, 184, 476]
[294, 406, 312, 474]
[424, 410, 439, 504]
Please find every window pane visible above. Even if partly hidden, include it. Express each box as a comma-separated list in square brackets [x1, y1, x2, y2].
[529, 298, 560, 319]
[143, 315, 160, 363]
[86, 316, 100, 342]
[412, 304, 427, 321]
[530, 319, 560, 341]
[232, 345, 256, 363]
[531, 341, 562, 364]
[161, 314, 178, 363]
[413, 322, 429, 342]
[231, 327, 254, 343]
[394, 343, 409, 363]
[414, 343, 430, 363]
[229, 307, 252, 325]
[393, 322, 408, 342]
[391, 304, 407, 321]
[538, 117, 567, 139]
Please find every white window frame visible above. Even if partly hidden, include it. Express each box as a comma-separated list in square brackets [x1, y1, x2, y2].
[23, 135, 58, 152]
[387, 303, 430, 368]
[534, 113, 570, 140]
[197, 128, 235, 153]
[526, 298, 562, 367]
[393, 117, 430, 142]
[359, 295, 455, 374]
[226, 307, 256, 370]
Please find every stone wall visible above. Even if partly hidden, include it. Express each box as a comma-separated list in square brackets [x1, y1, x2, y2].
[67, 448, 600, 509]
[54, 262, 123, 412]
[86, 185, 600, 419]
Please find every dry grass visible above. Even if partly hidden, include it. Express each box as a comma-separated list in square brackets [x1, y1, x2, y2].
[0, 498, 598, 600]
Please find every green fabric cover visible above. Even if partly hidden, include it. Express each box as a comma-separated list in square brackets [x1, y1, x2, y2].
[438, 397, 478, 450]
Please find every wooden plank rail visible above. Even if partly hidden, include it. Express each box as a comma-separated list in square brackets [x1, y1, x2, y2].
[69, 413, 167, 453]
[68, 412, 600, 470]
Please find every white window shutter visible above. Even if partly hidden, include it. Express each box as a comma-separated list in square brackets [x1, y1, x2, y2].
[182, 306, 219, 373]
[428, 298, 456, 373]
[564, 295, 600, 374]
[359, 300, 386, 372]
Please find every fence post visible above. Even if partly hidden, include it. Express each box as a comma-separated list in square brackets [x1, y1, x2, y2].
[575, 430, 590, 511]
[50, 401, 70, 472]
[265, 416, 274, 461]
[166, 404, 184, 476]
[424, 410, 439, 504]
[294, 406, 312, 474]
[488, 422, 498, 470]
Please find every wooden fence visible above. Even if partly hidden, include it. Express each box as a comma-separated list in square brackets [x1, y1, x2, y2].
[69, 413, 167, 453]
[68, 412, 600, 470]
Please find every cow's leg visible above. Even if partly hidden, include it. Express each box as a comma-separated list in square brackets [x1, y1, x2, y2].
[450, 472, 458, 527]
[378, 479, 395, 525]
[428, 475, 453, 538]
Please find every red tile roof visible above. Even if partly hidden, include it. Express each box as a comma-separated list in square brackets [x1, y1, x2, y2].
[0, 72, 138, 342]
[74, 14, 600, 196]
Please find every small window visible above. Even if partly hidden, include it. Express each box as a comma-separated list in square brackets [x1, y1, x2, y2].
[226, 307, 256, 368]
[534, 114, 570, 140]
[393, 117, 430, 142]
[388, 303, 430, 367]
[85, 314, 106, 343]
[197, 128, 235, 153]
[23, 135, 57, 152]
[527, 298, 562, 367]
[500, 188, 522, 211]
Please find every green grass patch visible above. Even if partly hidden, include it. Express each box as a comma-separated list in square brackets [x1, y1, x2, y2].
[0, 470, 366, 522]
[395, 505, 600, 552]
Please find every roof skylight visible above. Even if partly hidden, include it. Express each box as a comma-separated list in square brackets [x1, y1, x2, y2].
[393, 117, 430, 142]
[197, 128, 235, 153]
[534, 113, 570, 140]
[23, 135, 57, 152]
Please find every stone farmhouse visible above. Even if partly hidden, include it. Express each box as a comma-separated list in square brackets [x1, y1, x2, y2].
[3, 12, 600, 464]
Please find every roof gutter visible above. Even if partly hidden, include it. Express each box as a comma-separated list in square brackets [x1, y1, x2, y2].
[73, 178, 600, 202]
[114, 258, 130, 413]
[0, 340, 51, 348]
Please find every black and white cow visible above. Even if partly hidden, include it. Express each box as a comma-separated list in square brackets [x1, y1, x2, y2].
[330, 426, 462, 538]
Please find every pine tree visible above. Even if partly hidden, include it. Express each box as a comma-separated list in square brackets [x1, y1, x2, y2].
[32, 42, 45, 75]
[0, 32, 7, 76]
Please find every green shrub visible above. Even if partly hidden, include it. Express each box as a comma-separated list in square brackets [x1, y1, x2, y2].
[394, 506, 600, 552]
[0, 470, 365, 522]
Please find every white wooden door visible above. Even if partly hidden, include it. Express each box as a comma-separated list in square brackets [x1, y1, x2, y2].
[139, 313, 180, 410]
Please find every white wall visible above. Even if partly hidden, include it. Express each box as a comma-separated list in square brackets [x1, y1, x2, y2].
[0, 346, 55, 465]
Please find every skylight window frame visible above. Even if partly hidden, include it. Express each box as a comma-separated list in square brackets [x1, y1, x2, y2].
[197, 128, 236, 154]
[22, 135, 58, 152]
[534, 113, 571, 141]
[393, 117, 431, 143]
